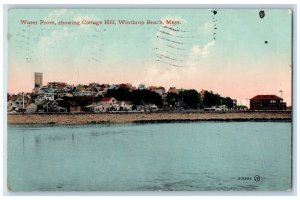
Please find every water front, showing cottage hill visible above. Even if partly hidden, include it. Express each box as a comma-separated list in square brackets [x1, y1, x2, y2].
[7, 72, 288, 114]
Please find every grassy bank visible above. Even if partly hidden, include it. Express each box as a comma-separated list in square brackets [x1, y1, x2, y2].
[7, 111, 292, 125]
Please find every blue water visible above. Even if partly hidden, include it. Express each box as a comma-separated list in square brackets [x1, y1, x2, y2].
[7, 122, 291, 191]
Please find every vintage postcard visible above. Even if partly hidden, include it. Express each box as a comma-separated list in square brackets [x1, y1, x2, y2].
[6, 8, 292, 191]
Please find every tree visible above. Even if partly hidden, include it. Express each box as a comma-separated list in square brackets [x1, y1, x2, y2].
[105, 88, 163, 108]
[74, 96, 93, 108]
[179, 89, 201, 109]
[166, 92, 180, 107]
[131, 90, 163, 108]
[203, 91, 221, 106]
[105, 88, 131, 101]
[222, 97, 234, 108]
[202, 91, 234, 108]
[76, 84, 86, 91]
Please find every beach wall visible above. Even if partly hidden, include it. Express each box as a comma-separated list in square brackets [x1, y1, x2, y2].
[7, 111, 292, 124]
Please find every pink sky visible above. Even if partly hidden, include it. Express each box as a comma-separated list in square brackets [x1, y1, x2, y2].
[8, 60, 292, 107]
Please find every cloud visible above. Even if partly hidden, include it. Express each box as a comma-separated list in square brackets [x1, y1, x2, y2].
[191, 41, 215, 56]
[45, 9, 67, 20]
[73, 14, 99, 22]
[137, 62, 188, 88]
[197, 21, 213, 33]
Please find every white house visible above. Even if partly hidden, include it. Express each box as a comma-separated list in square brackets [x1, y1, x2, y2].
[136, 104, 158, 112]
[101, 97, 117, 111]
[7, 99, 18, 112]
[84, 97, 118, 112]
[26, 103, 38, 113]
[85, 104, 105, 112]
[116, 101, 133, 111]
[204, 105, 228, 111]
[100, 97, 117, 105]
[43, 93, 55, 101]
[7, 93, 31, 112]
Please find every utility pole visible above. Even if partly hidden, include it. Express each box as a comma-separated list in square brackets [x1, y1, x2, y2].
[22, 92, 24, 109]
[279, 90, 283, 98]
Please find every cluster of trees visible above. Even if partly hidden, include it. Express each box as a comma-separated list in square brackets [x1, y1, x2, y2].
[105, 88, 163, 108]
[202, 91, 234, 108]
[166, 90, 200, 109]
[105, 88, 234, 110]
[55, 87, 235, 111]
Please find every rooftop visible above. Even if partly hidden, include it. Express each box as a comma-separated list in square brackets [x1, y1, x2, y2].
[250, 95, 282, 100]
[101, 97, 115, 102]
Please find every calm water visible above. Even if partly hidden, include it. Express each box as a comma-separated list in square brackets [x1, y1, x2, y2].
[7, 122, 291, 191]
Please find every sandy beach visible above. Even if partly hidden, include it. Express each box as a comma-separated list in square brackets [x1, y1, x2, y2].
[7, 111, 292, 125]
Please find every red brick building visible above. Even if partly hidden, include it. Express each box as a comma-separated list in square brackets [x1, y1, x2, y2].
[250, 95, 287, 110]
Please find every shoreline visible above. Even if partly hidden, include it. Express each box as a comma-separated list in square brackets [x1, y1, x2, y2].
[7, 111, 292, 125]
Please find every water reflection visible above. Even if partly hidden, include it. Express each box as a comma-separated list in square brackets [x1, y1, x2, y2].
[34, 135, 42, 146]
[47, 135, 66, 142]
[8, 122, 292, 191]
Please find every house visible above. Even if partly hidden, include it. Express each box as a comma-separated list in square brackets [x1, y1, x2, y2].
[15, 93, 31, 107]
[116, 101, 133, 111]
[204, 105, 228, 111]
[147, 86, 165, 96]
[85, 104, 96, 112]
[135, 104, 158, 112]
[168, 87, 178, 94]
[36, 86, 56, 94]
[26, 103, 38, 113]
[100, 97, 117, 111]
[34, 92, 55, 104]
[94, 105, 105, 112]
[72, 91, 93, 97]
[47, 82, 68, 90]
[85, 99, 131, 112]
[7, 93, 31, 112]
[43, 93, 55, 101]
[85, 104, 105, 112]
[63, 85, 76, 92]
[250, 95, 287, 110]
[100, 97, 117, 105]
[7, 99, 18, 112]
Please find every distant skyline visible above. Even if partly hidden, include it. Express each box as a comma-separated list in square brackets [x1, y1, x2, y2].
[8, 9, 292, 106]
